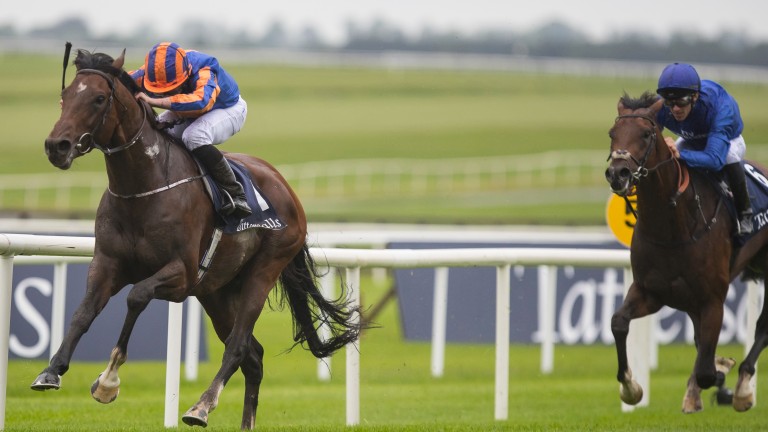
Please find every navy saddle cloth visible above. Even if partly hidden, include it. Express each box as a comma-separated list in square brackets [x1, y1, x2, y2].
[743, 163, 768, 232]
[201, 160, 286, 234]
[726, 162, 768, 243]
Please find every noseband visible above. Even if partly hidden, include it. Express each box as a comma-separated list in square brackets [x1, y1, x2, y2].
[73, 68, 145, 156]
[607, 114, 677, 187]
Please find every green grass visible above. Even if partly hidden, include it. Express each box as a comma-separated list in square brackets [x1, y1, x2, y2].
[5, 274, 768, 431]
[5, 53, 768, 224]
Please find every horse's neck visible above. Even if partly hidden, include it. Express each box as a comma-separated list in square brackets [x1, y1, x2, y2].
[635, 158, 690, 236]
[104, 121, 195, 197]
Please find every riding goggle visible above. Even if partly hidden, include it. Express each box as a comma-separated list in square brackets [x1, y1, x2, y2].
[663, 94, 694, 108]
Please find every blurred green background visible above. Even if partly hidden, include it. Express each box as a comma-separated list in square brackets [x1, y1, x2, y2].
[4, 52, 768, 225]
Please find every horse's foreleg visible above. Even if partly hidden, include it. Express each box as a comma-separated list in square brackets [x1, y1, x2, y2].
[31, 267, 116, 391]
[682, 373, 702, 413]
[693, 304, 723, 390]
[611, 282, 658, 406]
[91, 262, 186, 403]
[90, 346, 126, 403]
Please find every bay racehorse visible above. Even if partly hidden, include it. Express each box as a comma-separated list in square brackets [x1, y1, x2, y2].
[34, 47, 361, 429]
[605, 91, 768, 413]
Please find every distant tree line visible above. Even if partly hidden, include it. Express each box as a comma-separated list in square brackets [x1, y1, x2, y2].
[3, 16, 768, 67]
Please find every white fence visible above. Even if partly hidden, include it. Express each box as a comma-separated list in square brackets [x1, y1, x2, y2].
[7, 147, 768, 214]
[0, 151, 622, 212]
[0, 233, 759, 429]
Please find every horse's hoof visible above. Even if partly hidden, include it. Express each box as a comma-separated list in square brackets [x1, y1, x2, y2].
[90, 374, 120, 404]
[682, 398, 703, 414]
[714, 387, 734, 405]
[733, 393, 754, 412]
[715, 357, 736, 374]
[733, 374, 755, 412]
[182, 407, 209, 428]
[619, 380, 643, 405]
[30, 372, 61, 391]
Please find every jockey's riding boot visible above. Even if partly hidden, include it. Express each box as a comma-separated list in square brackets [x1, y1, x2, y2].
[724, 162, 754, 235]
[192, 146, 252, 219]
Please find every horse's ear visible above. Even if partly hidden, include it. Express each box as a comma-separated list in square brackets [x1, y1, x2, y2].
[112, 49, 126, 70]
[617, 98, 631, 116]
[73, 49, 87, 70]
[649, 96, 664, 114]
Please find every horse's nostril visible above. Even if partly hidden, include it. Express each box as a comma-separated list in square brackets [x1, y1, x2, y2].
[57, 140, 71, 154]
[619, 167, 631, 179]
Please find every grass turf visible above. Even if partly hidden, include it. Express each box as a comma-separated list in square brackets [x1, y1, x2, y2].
[4, 273, 768, 431]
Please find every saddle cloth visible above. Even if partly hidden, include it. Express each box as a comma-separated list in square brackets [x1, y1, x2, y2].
[199, 159, 286, 234]
[727, 162, 768, 242]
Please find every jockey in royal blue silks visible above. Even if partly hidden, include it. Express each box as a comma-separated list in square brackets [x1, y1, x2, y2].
[655, 62, 753, 235]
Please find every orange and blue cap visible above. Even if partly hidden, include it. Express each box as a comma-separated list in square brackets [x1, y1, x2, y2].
[143, 42, 190, 94]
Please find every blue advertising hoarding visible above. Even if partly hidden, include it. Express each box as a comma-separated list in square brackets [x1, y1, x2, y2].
[392, 242, 753, 345]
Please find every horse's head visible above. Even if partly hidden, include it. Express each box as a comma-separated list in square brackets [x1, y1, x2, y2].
[605, 92, 666, 196]
[44, 48, 140, 169]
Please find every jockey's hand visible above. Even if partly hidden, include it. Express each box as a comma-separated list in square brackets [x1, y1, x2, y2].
[664, 136, 680, 158]
[135, 92, 171, 110]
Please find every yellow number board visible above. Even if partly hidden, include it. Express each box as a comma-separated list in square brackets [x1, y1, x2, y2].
[605, 194, 636, 248]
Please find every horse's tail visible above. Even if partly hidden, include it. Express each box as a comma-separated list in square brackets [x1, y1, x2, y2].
[279, 243, 362, 358]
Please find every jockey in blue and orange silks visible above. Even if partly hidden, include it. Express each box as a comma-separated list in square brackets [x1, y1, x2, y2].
[129, 42, 252, 218]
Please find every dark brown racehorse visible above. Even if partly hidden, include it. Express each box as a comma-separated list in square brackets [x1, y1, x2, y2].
[605, 91, 768, 413]
[34, 48, 361, 429]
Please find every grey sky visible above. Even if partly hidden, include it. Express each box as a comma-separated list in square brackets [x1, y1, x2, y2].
[6, 0, 768, 43]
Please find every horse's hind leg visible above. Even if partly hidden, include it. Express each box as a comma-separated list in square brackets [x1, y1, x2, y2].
[193, 292, 266, 430]
[681, 306, 727, 413]
[184, 261, 282, 429]
[240, 337, 265, 430]
[734, 291, 768, 412]
[611, 282, 660, 406]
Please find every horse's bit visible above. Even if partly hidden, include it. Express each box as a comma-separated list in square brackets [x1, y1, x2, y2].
[72, 68, 145, 156]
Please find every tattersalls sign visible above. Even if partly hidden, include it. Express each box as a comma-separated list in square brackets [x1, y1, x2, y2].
[392, 242, 754, 346]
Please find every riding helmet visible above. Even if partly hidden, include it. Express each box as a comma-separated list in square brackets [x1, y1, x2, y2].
[143, 42, 191, 94]
[656, 62, 701, 100]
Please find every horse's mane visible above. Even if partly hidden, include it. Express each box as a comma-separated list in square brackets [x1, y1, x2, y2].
[73, 49, 141, 95]
[619, 91, 660, 110]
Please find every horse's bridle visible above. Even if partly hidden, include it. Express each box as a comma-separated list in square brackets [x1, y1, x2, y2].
[607, 113, 680, 195]
[72, 68, 145, 156]
[609, 113, 719, 243]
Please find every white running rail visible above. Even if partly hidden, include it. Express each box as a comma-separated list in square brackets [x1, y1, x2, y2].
[0, 233, 759, 429]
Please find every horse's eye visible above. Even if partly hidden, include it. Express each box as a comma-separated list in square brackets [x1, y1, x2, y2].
[95, 95, 106, 105]
[643, 130, 652, 140]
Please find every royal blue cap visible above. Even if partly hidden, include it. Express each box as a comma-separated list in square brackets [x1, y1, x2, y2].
[657, 63, 700, 98]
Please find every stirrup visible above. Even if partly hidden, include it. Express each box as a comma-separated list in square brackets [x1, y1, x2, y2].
[220, 190, 251, 217]
[738, 213, 754, 235]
